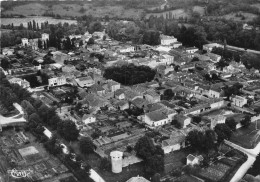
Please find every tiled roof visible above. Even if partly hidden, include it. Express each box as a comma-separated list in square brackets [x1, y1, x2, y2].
[146, 110, 167, 122]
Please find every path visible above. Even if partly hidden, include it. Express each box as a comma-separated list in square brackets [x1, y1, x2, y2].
[224, 140, 260, 182]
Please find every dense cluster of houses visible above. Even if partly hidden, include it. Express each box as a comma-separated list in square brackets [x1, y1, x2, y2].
[2, 25, 260, 182]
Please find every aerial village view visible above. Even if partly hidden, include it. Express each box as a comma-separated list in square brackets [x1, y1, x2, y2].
[1, 0, 260, 182]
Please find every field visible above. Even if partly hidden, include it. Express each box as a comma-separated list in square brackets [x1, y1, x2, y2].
[252, 3, 260, 11]
[230, 120, 260, 149]
[221, 12, 258, 22]
[1, 2, 144, 19]
[1, 17, 77, 27]
[145, 8, 190, 19]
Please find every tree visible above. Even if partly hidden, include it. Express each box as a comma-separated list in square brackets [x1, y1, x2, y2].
[99, 157, 111, 171]
[44, 136, 62, 155]
[43, 41, 47, 49]
[87, 37, 95, 45]
[240, 115, 251, 128]
[29, 113, 42, 123]
[186, 129, 216, 152]
[171, 119, 181, 128]
[225, 118, 237, 131]
[38, 39, 42, 49]
[214, 124, 232, 143]
[151, 173, 160, 182]
[88, 21, 103, 34]
[192, 116, 202, 124]
[57, 120, 79, 141]
[79, 137, 96, 154]
[135, 136, 164, 175]
[191, 57, 200, 62]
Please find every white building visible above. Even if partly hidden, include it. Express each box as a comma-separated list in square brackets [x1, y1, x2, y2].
[172, 41, 183, 48]
[21, 38, 29, 46]
[2, 48, 14, 56]
[203, 43, 224, 52]
[144, 110, 170, 127]
[160, 54, 174, 65]
[231, 95, 247, 107]
[160, 35, 177, 46]
[110, 151, 123, 173]
[185, 47, 199, 54]
[119, 46, 135, 53]
[41, 33, 49, 42]
[8, 77, 30, 88]
[82, 114, 96, 124]
[187, 154, 203, 166]
[48, 76, 66, 87]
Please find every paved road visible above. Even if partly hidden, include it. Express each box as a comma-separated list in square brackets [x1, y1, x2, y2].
[224, 140, 260, 182]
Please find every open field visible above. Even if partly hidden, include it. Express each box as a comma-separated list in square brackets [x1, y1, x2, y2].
[1, 2, 144, 19]
[1, 17, 77, 27]
[145, 8, 190, 19]
[221, 12, 258, 22]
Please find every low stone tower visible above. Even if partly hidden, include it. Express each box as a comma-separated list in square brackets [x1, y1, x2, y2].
[110, 151, 123, 173]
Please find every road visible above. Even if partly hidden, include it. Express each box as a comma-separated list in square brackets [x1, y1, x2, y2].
[224, 140, 260, 182]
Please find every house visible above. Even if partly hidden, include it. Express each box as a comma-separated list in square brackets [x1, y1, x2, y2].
[209, 85, 223, 98]
[51, 51, 70, 65]
[126, 176, 150, 182]
[231, 95, 247, 107]
[82, 114, 96, 125]
[107, 80, 120, 92]
[203, 43, 224, 52]
[2, 48, 14, 56]
[131, 98, 149, 109]
[114, 100, 129, 110]
[162, 131, 186, 154]
[90, 83, 106, 96]
[144, 90, 160, 103]
[144, 110, 170, 127]
[160, 54, 174, 65]
[205, 52, 221, 63]
[48, 76, 66, 87]
[125, 90, 142, 101]
[62, 64, 76, 73]
[21, 38, 29, 46]
[114, 88, 126, 100]
[174, 115, 191, 128]
[243, 23, 254, 30]
[119, 46, 135, 53]
[8, 77, 30, 88]
[160, 35, 177, 46]
[206, 115, 226, 129]
[75, 76, 95, 88]
[29, 38, 39, 50]
[172, 41, 182, 48]
[187, 154, 203, 166]
[185, 47, 199, 54]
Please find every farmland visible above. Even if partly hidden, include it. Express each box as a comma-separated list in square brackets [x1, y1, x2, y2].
[1, 2, 144, 20]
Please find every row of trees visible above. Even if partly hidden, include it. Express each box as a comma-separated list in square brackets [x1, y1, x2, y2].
[103, 64, 156, 85]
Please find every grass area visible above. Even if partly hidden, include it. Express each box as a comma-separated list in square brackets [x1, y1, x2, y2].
[221, 12, 258, 22]
[230, 120, 260, 149]
[164, 148, 191, 175]
[145, 8, 190, 19]
[1, 2, 144, 19]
